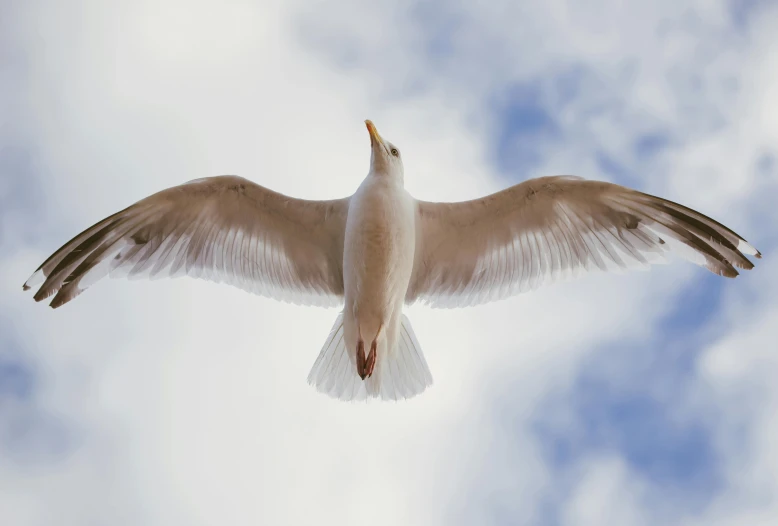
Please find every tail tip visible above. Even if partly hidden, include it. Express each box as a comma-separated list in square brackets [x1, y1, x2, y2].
[307, 313, 433, 403]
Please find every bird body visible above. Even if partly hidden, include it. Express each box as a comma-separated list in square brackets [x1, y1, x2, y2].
[24, 120, 761, 402]
[310, 121, 430, 399]
[342, 170, 416, 380]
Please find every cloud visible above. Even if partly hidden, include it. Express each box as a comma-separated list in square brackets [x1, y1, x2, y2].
[1, 0, 776, 525]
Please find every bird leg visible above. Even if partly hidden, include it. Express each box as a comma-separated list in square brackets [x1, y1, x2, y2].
[356, 339, 368, 380]
[365, 322, 382, 379]
[365, 340, 377, 378]
[356, 323, 382, 380]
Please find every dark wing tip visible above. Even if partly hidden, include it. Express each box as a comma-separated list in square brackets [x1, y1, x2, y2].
[718, 261, 740, 278]
[22, 284, 31, 291]
[33, 289, 50, 303]
[49, 295, 67, 309]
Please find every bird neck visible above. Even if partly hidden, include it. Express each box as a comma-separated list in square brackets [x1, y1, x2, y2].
[369, 166, 404, 186]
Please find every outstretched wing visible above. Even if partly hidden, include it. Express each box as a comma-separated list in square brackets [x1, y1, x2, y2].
[407, 175, 760, 308]
[24, 176, 350, 308]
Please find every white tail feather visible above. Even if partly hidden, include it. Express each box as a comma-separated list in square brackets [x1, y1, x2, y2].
[307, 313, 433, 402]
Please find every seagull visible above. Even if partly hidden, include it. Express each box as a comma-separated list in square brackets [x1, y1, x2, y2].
[23, 120, 761, 401]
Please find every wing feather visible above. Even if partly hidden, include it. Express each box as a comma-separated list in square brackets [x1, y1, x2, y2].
[24, 175, 350, 308]
[407, 176, 760, 308]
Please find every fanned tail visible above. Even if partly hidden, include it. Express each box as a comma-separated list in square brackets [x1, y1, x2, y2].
[307, 313, 433, 402]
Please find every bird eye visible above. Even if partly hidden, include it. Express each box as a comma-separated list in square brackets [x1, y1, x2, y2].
[390, 148, 399, 156]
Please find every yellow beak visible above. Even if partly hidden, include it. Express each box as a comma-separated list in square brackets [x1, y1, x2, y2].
[365, 120, 383, 148]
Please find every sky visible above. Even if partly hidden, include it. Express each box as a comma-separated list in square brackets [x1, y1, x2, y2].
[1, 0, 776, 525]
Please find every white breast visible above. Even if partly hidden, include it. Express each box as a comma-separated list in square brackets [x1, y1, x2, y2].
[342, 174, 416, 337]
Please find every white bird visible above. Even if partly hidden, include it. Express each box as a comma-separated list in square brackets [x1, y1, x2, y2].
[24, 120, 761, 401]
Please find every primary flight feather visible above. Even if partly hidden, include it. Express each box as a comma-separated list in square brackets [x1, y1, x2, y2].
[24, 120, 761, 401]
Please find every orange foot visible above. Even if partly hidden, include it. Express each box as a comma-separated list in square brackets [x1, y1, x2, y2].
[356, 339, 378, 380]
[365, 340, 377, 378]
[356, 339, 368, 380]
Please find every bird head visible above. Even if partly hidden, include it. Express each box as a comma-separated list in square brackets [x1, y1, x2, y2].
[365, 120, 403, 181]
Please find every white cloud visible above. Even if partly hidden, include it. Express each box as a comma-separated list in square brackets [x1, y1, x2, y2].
[562, 457, 649, 526]
[1, 0, 776, 525]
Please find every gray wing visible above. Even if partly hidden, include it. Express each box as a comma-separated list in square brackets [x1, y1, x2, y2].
[24, 176, 350, 308]
[407, 175, 761, 308]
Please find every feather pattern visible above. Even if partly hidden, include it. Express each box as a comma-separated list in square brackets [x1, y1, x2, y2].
[307, 313, 433, 402]
[22, 117, 762, 404]
[406, 176, 761, 308]
[23, 176, 350, 308]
